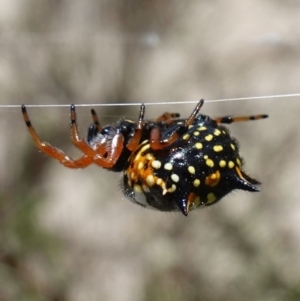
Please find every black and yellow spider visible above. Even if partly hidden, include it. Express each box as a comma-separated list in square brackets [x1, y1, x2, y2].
[22, 100, 268, 216]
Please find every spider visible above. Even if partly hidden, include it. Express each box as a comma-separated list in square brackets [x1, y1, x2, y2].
[21, 100, 268, 216]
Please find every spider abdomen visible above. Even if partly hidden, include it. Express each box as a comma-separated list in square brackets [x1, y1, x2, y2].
[122, 115, 259, 216]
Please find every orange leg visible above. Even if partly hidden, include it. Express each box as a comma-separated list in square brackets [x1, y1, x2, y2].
[21, 105, 94, 168]
[70, 105, 124, 168]
[90, 108, 102, 132]
[150, 99, 204, 150]
[150, 127, 180, 150]
[214, 114, 268, 124]
[156, 112, 180, 123]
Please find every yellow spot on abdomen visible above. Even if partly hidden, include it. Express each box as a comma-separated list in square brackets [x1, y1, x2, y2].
[134, 184, 143, 193]
[219, 160, 226, 168]
[156, 178, 163, 185]
[171, 174, 180, 183]
[188, 166, 196, 174]
[195, 143, 203, 149]
[206, 158, 214, 168]
[183, 134, 190, 140]
[193, 196, 201, 207]
[134, 153, 141, 161]
[137, 162, 144, 170]
[193, 131, 200, 136]
[151, 160, 162, 169]
[146, 153, 154, 160]
[193, 179, 201, 187]
[213, 145, 223, 152]
[207, 193, 216, 204]
[205, 134, 213, 141]
[228, 161, 235, 168]
[164, 163, 173, 170]
[214, 129, 221, 136]
[146, 175, 155, 187]
[230, 143, 236, 150]
[198, 126, 207, 131]
[140, 144, 150, 153]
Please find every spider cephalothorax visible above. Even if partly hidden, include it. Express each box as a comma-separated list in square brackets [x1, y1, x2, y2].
[22, 100, 268, 216]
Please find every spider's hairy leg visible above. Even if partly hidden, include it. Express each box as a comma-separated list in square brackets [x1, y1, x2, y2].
[150, 99, 204, 150]
[185, 99, 204, 127]
[214, 114, 269, 124]
[70, 104, 124, 168]
[21, 105, 93, 168]
[87, 109, 102, 143]
[126, 104, 145, 151]
[90, 108, 102, 132]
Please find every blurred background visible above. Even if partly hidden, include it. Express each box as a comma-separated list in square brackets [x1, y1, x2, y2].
[1, 1, 300, 300]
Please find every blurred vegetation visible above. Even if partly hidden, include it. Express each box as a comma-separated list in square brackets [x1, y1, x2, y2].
[0, 145, 67, 300]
